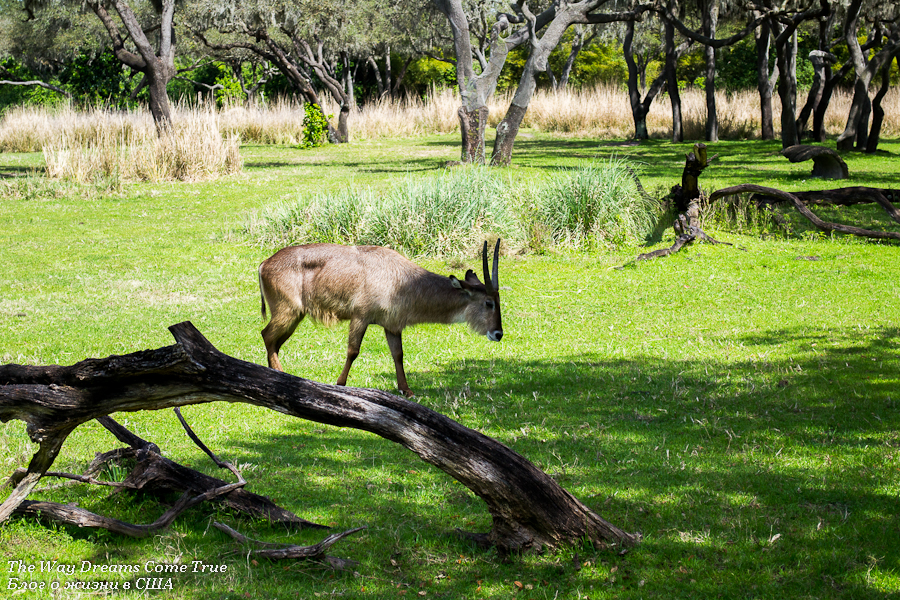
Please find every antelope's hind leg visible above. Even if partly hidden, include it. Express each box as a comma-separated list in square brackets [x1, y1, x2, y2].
[262, 312, 304, 371]
[385, 329, 412, 397]
[336, 317, 369, 387]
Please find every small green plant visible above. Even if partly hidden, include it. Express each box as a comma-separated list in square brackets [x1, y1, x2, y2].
[700, 192, 781, 236]
[300, 102, 331, 148]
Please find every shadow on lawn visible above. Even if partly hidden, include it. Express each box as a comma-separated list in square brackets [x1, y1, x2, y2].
[31, 324, 895, 598]
[179, 324, 900, 597]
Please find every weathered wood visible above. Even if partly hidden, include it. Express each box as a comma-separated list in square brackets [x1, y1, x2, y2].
[751, 186, 900, 225]
[214, 522, 364, 568]
[712, 184, 900, 240]
[1, 322, 638, 553]
[636, 143, 728, 261]
[781, 145, 849, 180]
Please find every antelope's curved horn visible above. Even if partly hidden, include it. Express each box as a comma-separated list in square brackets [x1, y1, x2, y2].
[482, 241, 493, 293]
[492, 238, 500, 291]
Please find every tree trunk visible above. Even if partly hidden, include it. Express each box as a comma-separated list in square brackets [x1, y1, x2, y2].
[624, 20, 649, 140]
[664, 16, 683, 142]
[837, 77, 869, 151]
[755, 18, 775, 140]
[458, 105, 490, 163]
[702, 0, 719, 142]
[774, 25, 799, 148]
[146, 65, 173, 131]
[796, 50, 830, 140]
[558, 27, 589, 89]
[866, 54, 897, 154]
[491, 104, 528, 166]
[0, 322, 639, 554]
[332, 104, 351, 144]
[384, 45, 393, 100]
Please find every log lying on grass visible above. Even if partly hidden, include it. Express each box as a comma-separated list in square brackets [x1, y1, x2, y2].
[712, 184, 900, 241]
[0, 321, 639, 554]
[750, 186, 900, 226]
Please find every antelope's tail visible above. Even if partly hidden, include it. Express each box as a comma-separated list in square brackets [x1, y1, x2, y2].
[258, 269, 268, 320]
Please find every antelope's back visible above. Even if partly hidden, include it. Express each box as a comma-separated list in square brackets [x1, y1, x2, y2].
[259, 244, 423, 325]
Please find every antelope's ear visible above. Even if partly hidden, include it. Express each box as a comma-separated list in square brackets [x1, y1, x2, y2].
[464, 269, 483, 286]
[450, 275, 473, 296]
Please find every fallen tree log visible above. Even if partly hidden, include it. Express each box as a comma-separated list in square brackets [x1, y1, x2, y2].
[712, 184, 900, 241]
[750, 186, 900, 225]
[0, 321, 639, 554]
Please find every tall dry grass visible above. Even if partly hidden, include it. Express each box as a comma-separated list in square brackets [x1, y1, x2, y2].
[1, 104, 242, 183]
[1, 86, 898, 164]
[317, 84, 900, 141]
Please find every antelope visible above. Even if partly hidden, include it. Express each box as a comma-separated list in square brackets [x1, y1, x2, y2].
[258, 239, 503, 397]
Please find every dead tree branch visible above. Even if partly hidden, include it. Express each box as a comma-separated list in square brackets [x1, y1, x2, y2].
[636, 143, 730, 261]
[1, 322, 638, 554]
[712, 185, 900, 240]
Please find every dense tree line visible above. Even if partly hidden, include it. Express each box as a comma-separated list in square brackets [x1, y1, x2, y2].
[1, 0, 897, 161]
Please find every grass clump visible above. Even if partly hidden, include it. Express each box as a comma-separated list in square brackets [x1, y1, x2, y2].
[245, 162, 659, 257]
[246, 165, 520, 257]
[532, 159, 658, 250]
[42, 109, 242, 183]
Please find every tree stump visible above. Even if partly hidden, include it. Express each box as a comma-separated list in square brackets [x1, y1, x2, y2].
[781, 145, 849, 180]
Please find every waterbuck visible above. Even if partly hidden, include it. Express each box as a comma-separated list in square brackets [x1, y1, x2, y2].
[258, 239, 503, 397]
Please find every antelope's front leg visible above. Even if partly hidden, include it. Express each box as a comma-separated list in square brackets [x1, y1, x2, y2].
[384, 329, 412, 397]
[337, 318, 368, 387]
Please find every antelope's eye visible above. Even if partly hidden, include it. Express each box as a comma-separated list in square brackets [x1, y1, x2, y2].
[485, 300, 495, 310]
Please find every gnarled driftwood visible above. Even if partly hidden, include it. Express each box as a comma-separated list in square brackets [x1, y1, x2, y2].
[1, 321, 639, 554]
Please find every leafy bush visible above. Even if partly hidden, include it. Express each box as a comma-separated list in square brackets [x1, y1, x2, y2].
[301, 102, 330, 148]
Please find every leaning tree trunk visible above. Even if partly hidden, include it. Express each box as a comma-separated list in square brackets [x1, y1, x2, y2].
[866, 54, 898, 154]
[0, 322, 639, 554]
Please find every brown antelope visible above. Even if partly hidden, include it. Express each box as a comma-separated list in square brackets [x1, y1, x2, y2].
[258, 239, 503, 397]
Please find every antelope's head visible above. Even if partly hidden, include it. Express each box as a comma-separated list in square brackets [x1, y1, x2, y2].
[450, 239, 503, 342]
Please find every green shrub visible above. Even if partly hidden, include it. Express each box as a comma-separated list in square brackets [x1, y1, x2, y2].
[246, 166, 519, 257]
[301, 102, 330, 148]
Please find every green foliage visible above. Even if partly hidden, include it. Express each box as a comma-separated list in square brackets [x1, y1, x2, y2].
[556, 41, 629, 87]
[58, 48, 128, 107]
[246, 161, 658, 255]
[247, 166, 518, 256]
[0, 58, 66, 111]
[716, 37, 761, 92]
[211, 64, 246, 107]
[405, 56, 458, 96]
[301, 102, 330, 148]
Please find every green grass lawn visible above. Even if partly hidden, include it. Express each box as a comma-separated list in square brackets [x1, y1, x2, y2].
[1, 133, 899, 599]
